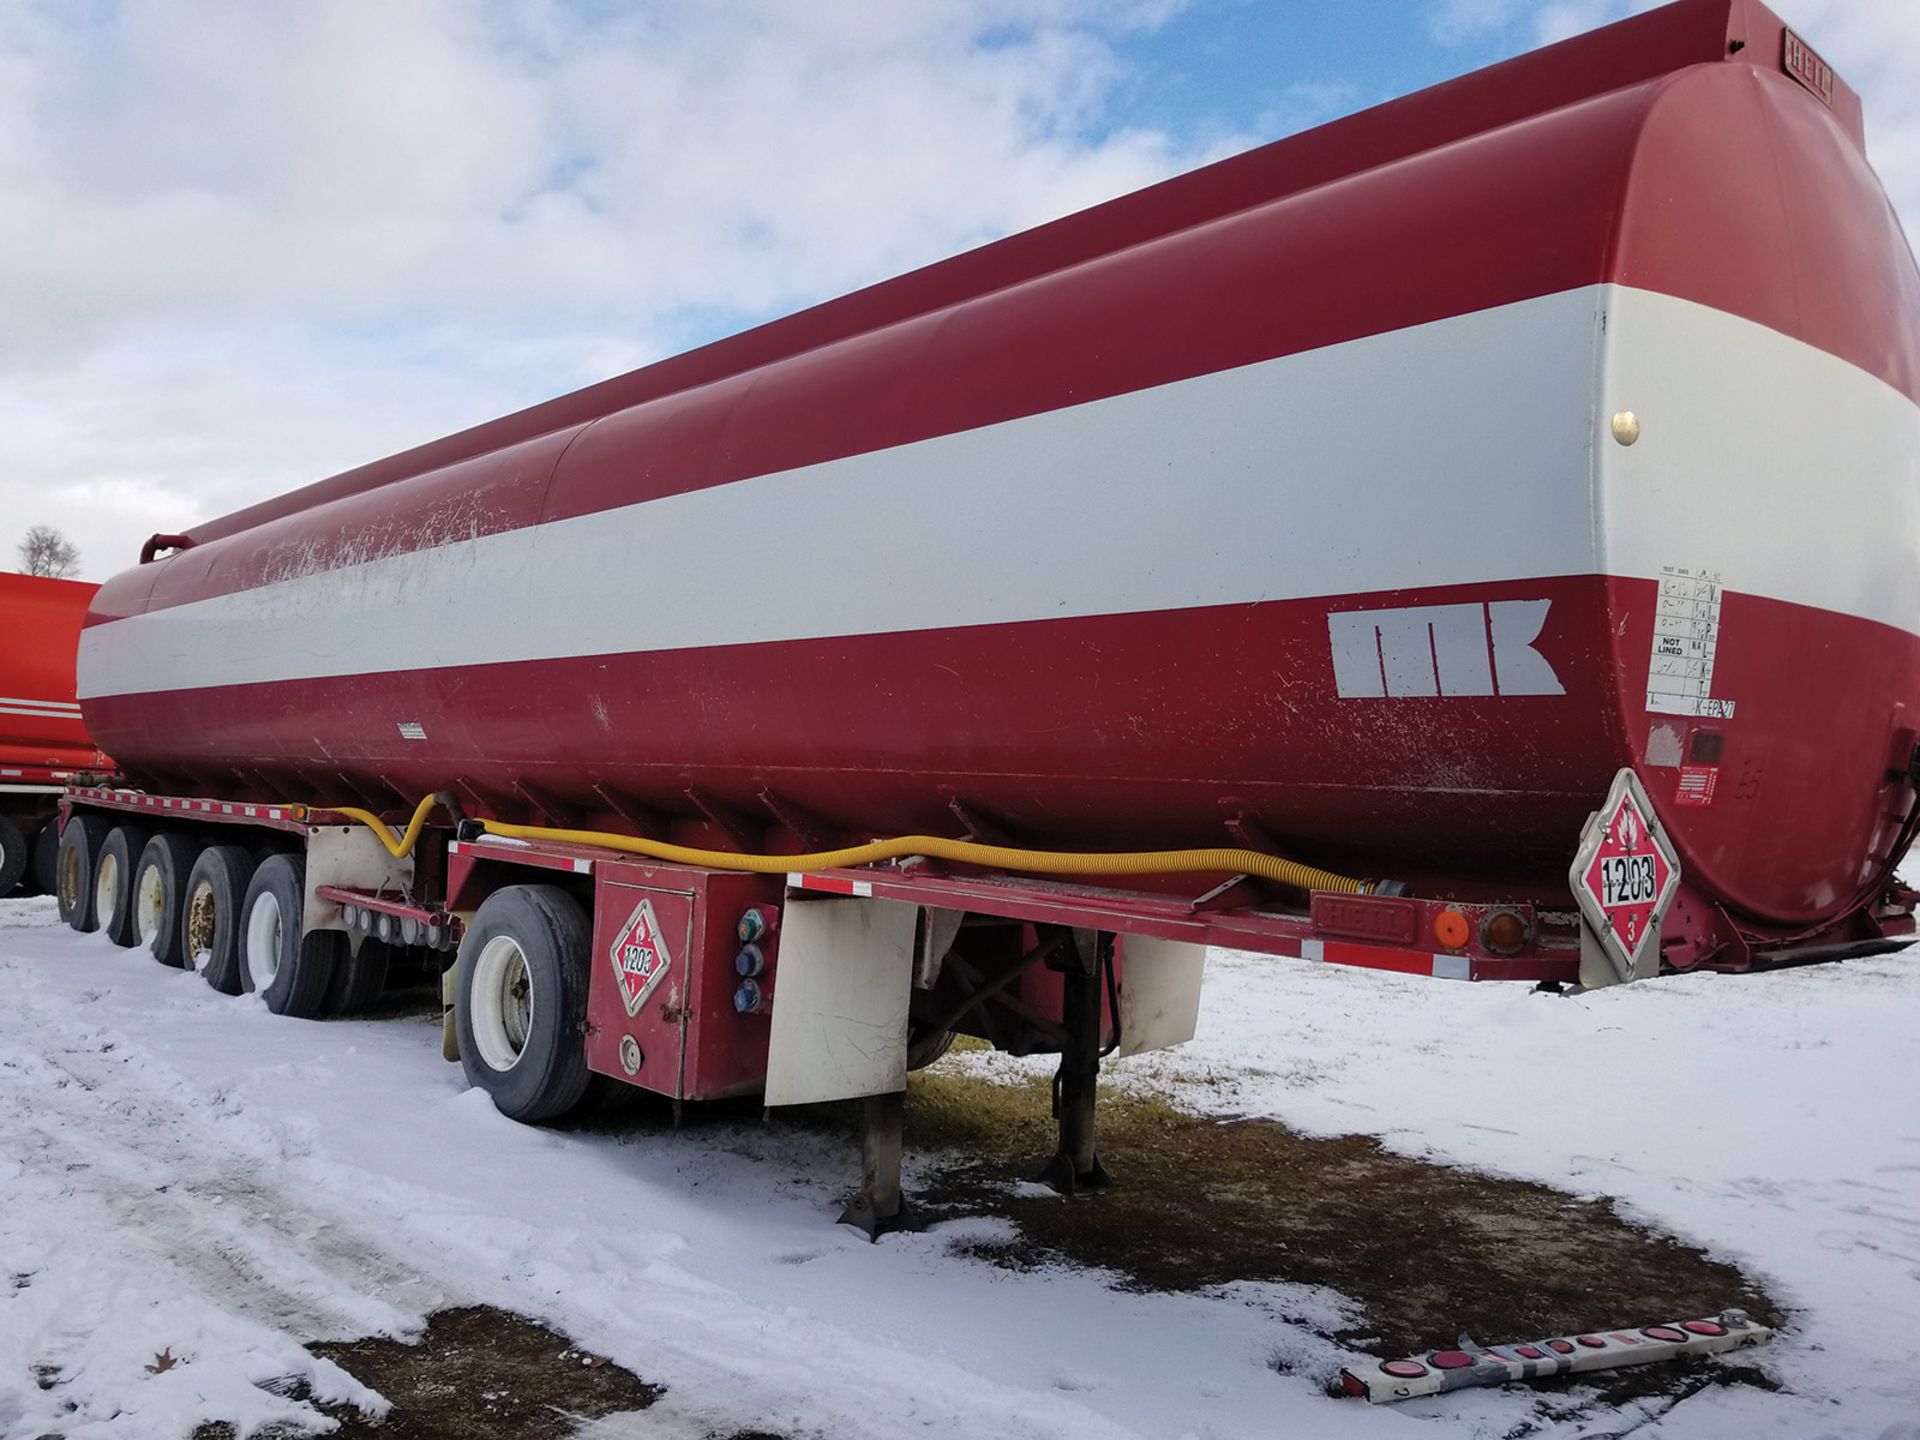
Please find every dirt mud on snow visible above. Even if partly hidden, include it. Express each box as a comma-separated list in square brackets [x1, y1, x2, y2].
[190, 1305, 781, 1440]
[890, 1055, 1781, 1375]
[559, 1042, 1783, 1404]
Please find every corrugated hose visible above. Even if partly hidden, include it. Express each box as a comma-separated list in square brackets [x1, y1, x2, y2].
[323, 792, 1372, 895]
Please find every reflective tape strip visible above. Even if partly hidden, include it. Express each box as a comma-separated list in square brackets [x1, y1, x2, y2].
[1431, 952, 1473, 980]
[788, 873, 873, 897]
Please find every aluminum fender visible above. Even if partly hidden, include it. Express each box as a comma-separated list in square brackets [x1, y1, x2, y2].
[302, 826, 415, 935]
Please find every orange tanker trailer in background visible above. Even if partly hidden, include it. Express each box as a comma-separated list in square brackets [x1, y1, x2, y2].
[1, 572, 111, 895]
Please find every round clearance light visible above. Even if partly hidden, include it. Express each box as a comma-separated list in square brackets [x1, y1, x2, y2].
[1381, 1360, 1427, 1378]
[1480, 907, 1530, 956]
[1576, 1336, 1606, 1348]
[1429, 1350, 1475, 1371]
[1547, 1340, 1575, 1354]
[1433, 910, 1470, 950]
[1642, 1327, 1687, 1343]
[1682, 1320, 1726, 1336]
[1513, 1345, 1544, 1359]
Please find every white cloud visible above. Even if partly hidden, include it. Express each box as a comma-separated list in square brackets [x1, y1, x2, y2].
[0, 0, 1197, 578]
[6, 1, 1914, 584]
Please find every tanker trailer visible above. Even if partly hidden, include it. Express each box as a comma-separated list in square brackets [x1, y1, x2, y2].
[1, 572, 109, 896]
[58, 0, 1920, 1228]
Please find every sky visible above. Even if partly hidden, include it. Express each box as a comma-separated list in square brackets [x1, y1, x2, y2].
[2, 0, 1916, 582]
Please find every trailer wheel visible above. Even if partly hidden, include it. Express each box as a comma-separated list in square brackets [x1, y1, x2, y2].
[0, 814, 26, 896]
[30, 821, 59, 897]
[324, 936, 391, 1016]
[57, 814, 113, 932]
[183, 845, 258, 994]
[455, 885, 592, 1124]
[906, 1026, 957, 1071]
[134, 832, 198, 967]
[95, 826, 150, 948]
[240, 854, 342, 1018]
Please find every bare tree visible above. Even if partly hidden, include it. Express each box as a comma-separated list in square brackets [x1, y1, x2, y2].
[17, 525, 80, 579]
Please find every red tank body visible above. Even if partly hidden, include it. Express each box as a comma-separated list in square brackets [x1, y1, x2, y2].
[75, 0, 1920, 958]
[1, 572, 104, 780]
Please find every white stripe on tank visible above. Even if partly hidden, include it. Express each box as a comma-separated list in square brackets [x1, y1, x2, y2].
[76, 284, 1920, 700]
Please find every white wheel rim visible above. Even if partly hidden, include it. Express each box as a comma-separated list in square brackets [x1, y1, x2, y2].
[245, 890, 283, 991]
[135, 862, 165, 945]
[470, 935, 534, 1073]
[95, 853, 120, 924]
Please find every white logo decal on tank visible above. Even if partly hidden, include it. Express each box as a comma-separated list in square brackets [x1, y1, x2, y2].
[1328, 600, 1565, 698]
[1645, 566, 1735, 719]
[396, 722, 428, 741]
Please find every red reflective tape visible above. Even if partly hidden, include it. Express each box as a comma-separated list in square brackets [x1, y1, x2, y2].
[1322, 941, 1438, 976]
[794, 874, 860, 895]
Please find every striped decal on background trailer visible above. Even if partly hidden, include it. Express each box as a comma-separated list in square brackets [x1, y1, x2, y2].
[0, 697, 83, 718]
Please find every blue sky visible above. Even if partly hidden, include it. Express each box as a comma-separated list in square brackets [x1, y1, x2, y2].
[1110, 1, 1512, 143]
[0, 0, 1914, 578]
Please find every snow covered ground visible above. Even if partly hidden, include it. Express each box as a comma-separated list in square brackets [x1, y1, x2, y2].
[2, 890, 1917, 1439]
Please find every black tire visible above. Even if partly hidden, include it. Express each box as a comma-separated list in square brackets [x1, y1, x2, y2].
[455, 885, 592, 1124]
[30, 821, 59, 897]
[56, 814, 113, 931]
[182, 845, 258, 994]
[907, 1026, 957, 1072]
[324, 935, 392, 1016]
[0, 814, 26, 895]
[133, 832, 198, 967]
[95, 825, 150, 948]
[238, 853, 341, 1017]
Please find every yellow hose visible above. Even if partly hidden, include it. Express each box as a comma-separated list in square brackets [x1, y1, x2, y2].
[330, 795, 443, 861]
[328, 793, 1369, 895]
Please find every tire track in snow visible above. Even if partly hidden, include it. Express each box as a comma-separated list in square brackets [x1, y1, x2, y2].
[3, 1032, 441, 1341]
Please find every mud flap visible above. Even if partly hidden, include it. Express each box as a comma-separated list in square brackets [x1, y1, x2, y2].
[763, 894, 918, 1107]
[1112, 936, 1206, 1056]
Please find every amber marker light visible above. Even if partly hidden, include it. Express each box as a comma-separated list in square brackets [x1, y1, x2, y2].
[1433, 909, 1470, 949]
[1480, 908, 1531, 956]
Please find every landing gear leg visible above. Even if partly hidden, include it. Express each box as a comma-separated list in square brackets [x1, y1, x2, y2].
[839, 1090, 910, 1239]
[1039, 934, 1111, 1196]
